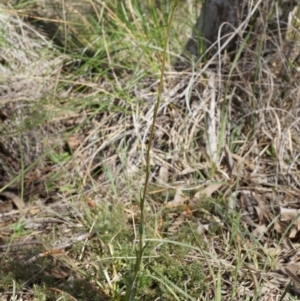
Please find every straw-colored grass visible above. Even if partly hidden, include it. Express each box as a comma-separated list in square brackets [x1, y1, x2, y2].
[0, 1, 300, 300]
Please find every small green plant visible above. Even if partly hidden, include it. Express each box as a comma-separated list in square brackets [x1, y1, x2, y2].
[49, 152, 71, 164]
[11, 220, 26, 237]
[124, 1, 179, 300]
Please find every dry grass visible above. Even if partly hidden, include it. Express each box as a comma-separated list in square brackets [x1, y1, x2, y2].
[0, 0, 300, 300]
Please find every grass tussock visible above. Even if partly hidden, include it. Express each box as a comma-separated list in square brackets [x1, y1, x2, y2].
[0, 0, 300, 300]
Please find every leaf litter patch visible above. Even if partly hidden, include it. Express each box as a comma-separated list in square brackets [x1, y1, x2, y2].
[0, 1, 300, 300]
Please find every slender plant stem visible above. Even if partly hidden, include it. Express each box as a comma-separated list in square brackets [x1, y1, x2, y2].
[126, 1, 178, 300]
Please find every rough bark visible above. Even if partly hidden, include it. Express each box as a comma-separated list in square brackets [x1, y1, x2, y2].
[174, 0, 299, 71]
[186, 0, 239, 57]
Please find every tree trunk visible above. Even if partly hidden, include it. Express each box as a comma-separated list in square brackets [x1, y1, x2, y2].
[174, 0, 299, 71]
